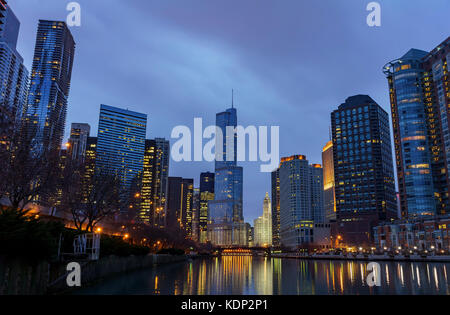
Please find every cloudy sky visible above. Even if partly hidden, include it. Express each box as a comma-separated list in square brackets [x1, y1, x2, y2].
[12, 0, 450, 223]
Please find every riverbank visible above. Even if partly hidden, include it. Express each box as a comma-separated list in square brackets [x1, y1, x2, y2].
[0, 254, 187, 295]
[272, 253, 450, 262]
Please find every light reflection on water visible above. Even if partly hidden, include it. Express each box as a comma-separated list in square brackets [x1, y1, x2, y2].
[75, 257, 450, 295]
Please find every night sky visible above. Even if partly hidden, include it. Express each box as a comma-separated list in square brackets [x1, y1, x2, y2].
[12, 0, 450, 223]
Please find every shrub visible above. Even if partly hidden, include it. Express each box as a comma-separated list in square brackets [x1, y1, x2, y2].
[100, 234, 150, 257]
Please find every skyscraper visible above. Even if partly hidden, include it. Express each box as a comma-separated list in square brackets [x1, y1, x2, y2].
[331, 95, 397, 246]
[139, 138, 170, 227]
[279, 155, 325, 249]
[96, 104, 147, 196]
[383, 37, 450, 218]
[254, 192, 272, 247]
[82, 136, 97, 201]
[191, 187, 200, 242]
[167, 177, 194, 236]
[0, 3, 28, 124]
[271, 169, 280, 247]
[322, 141, 336, 222]
[208, 105, 245, 246]
[25, 20, 75, 152]
[199, 172, 214, 243]
[68, 123, 90, 162]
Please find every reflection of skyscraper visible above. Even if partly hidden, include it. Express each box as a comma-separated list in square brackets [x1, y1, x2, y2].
[25, 20, 75, 152]
[0, 4, 28, 124]
[383, 38, 450, 217]
[208, 105, 245, 246]
[68, 123, 90, 162]
[254, 193, 272, 246]
[322, 141, 336, 222]
[199, 172, 214, 243]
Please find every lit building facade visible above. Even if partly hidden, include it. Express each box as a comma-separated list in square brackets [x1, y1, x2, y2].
[331, 95, 397, 246]
[383, 37, 450, 218]
[96, 104, 147, 201]
[279, 155, 326, 249]
[322, 141, 336, 222]
[271, 169, 281, 247]
[208, 106, 246, 247]
[25, 20, 75, 152]
[310, 164, 325, 224]
[199, 172, 214, 243]
[253, 192, 272, 247]
[68, 123, 90, 162]
[82, 137, 97, 201]
[373, 215, 450, 253]
[139, 138, 170, 227]
[0, 3, 28, 124]
[167, 177, 194, 237]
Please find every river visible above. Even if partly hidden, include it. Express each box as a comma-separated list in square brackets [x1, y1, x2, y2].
[75, 256, 450, 295]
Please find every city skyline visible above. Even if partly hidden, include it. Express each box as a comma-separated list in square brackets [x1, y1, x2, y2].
[9, 0, 450, 223]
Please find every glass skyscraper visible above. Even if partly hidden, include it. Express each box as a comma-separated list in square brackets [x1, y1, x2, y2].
[331, 95, 397, 246]
[383, 37, 450, 217]
[208, 106, 245, 246]
[0, 3, 28, 124]
[139, 138, 170, 227]
[322, 141, 336, 223]
[278, 155, 325, 249]
[68, 123, 90, 162]
[96, 104, 147, 197]
[25, 20, 75, 152]
[271, 169, 280, 247]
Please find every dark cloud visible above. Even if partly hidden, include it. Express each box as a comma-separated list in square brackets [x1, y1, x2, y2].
[12, 0, 450, 223]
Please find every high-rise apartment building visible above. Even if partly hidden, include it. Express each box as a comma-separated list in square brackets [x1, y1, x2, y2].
[82, 136, 97, 200]
[254, 192, 272, 247]
[279, 155, 325, 249]
[139, 138, 170, 227]
[0, 3, 28, 124]
[383, 37, 450, 218]
[271, 169, 280, 247]
[208, 106, 245, 246]
[199, 172, 214, 243]
[96, 105, 147, 200]
[68, 123, 90, 162]
[322, 141, 336, 222]
[331, 95, 397, 246]
[167, 177, 194, 237]
[25, 20, 75, 152]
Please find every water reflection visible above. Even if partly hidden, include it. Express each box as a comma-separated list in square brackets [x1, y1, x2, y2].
[75, 257, 450, 295]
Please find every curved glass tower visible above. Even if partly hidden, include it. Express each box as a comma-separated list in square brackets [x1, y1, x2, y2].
[384, 49, 436, 217]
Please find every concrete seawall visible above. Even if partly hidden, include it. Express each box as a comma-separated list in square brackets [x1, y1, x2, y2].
[0, 254, 187, 295]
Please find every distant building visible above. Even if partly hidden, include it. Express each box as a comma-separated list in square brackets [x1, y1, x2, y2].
[95, 104, 147, 209]
[254, 192, 272, 247]
[310, 164, 325, 223]
[139, 138, 170, 227]
[167, 177, 194, 237]
[191, 187, 200, 242]
[279, 155, 327, 249]
[82, 137, 97, 201]
[25, 20, 75, 152]
[331, 95, 397, 246]
[383, 37, 450, 218]
[271, 169, 281, 247]
[0, 3, 28, 124]
[322, 141, 336, 222]
[199, 172, 214, 243]
[68, 123, 90, 162]
[246, 223, 254, 247]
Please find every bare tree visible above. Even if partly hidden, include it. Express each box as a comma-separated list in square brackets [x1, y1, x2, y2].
[60, 160, 122, 232]
[0, 107, 60, 213]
